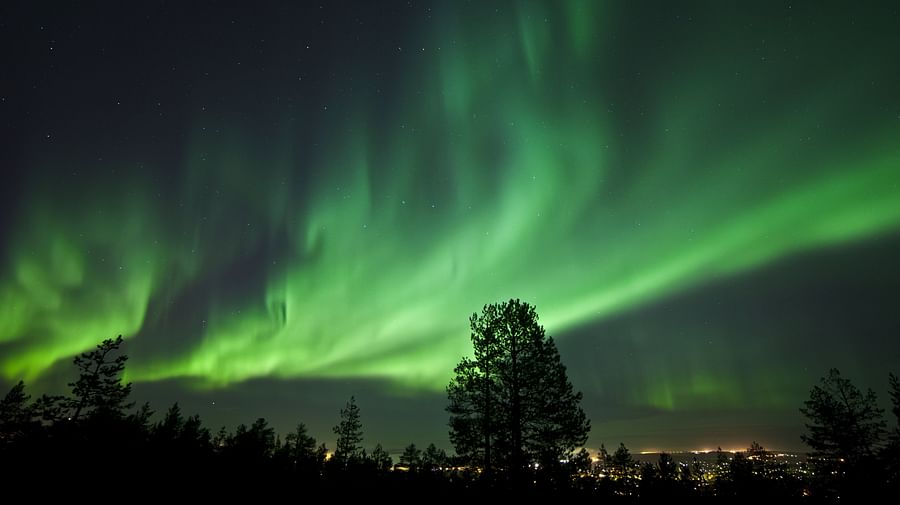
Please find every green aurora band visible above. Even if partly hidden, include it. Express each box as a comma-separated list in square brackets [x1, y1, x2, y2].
[2, 2, 899, 415]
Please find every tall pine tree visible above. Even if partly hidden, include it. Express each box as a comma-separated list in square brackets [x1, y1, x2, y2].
[447, 299, 590, 482]
[332, 396, 363, 468]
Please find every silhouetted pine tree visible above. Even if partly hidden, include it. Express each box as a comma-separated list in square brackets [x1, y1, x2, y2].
[332, 396, 363, 468]
[401, 443, 422, 471]
[800, 369, 886, 500]
[885, 373, 900, 491]
[422, 442, 448, 472]
[447, 299, 589, 485]
[66, 335, 133, 421]
[370, 443, 393, 472]
[0, 381, 36, 448]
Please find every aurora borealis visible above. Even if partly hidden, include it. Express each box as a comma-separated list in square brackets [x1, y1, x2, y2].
[2, 1, 899, 452]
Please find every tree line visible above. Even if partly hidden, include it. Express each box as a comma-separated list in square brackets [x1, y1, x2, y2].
[1, 299, 899, 500]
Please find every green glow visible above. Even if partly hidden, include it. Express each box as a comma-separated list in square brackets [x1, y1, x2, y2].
[2, 3, 899, 418]
[2, 191, 160, 380]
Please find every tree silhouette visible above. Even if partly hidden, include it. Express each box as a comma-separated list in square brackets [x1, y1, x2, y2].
[726, 451, 754, 496]
[885, 373, 900, 491]
[888, 374, 900, 428]
[609, 442, 637, 494]
[685, 456, 704, 494]
[570, 447, 592, 475]
[66, 335, 133, 421]
[422, 442, 448, 472]
[332, 396, 363, 468]
[179, 413, 212, 454]
[0, 381, 36, 448]
[226, 418, 276, 470]
[640, 461, 659, 490]
[889, 373, 900, 440]
[152, 402, 185, 446]
[447, 299, 590, 483]
[213, 425, 229, 452]
[568, 447, 595, 495]
[401, 443, 422, 471]
[800, 368, 885, 463]
[150, 402, 212, 472]
[800, 368, 886, 499]
[657, 452, 677, 481]
[370, 443, 393, 472]
[281, 422, 320, 476]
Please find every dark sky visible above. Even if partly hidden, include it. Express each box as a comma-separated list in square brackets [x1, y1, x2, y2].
[2, 1, 899, 454]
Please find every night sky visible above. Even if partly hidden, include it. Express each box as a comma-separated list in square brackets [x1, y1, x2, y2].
[2, 1, 899, 454]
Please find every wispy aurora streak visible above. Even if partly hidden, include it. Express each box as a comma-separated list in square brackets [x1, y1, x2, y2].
[2, 2, 899, 403]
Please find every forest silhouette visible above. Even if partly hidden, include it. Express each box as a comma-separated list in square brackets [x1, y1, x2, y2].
[1, 301, 898, 500]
